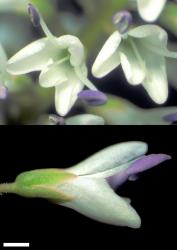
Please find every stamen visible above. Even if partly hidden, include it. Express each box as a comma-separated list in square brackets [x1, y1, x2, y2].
[112, 11, 132, 34]
[56, 56, 70, 66]
[28, 3, 54, 40]
[28, 3, 40, 27]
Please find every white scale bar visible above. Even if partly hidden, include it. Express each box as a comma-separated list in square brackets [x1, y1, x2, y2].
[3, 243, 29, 247]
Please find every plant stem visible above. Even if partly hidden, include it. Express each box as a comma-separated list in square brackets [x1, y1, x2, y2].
[0, 183, 16, 194]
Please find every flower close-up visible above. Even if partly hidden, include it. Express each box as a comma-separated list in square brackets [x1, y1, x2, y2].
[7, 4, 97, 116]
[137, 0, 167, 22]
[92, 22, 177, 104]
[0, 142, 171, 228]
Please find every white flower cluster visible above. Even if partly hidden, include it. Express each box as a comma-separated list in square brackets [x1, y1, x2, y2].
[0, 0, 175, 119]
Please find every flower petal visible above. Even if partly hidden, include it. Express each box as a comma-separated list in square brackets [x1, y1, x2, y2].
[142, 54, 168, 104]
[119, 39, 145, 85]
[7, 38, 56, 74]
[39, 62, 68, 88]
[60, 177, 141, 228]
[137, 0, 166, 22]
[56, 35, 85, 66]
[67, 142, 148, 177]
[107, 154, 171, 189]
[66, 114, 105, 125]
[55, 73, 84, 116]
[92, 31, 121, 78]
[128, 154, 171, 175]
[128, 25, 168, 56]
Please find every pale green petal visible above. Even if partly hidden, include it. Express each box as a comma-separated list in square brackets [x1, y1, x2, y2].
[142, 52, 168, 104]
[137, 0, 166, 22]
[7, 38, 57, 75]
[66, 114, 105, 125]
[60, 177, 141, 228]
[55, 73, 84, 116]
[128, 25, 168, 49]
[67, 142, 148, 176]
[119, 40, 145, 85]
[56, 35, 85, 66]
[92, 31, 121, 78]
[39, 62, 68, 88]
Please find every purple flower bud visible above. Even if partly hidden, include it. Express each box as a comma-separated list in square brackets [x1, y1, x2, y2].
[112, 11, 132, 34]
[0, 85, 8, 100]
[163, 113, 177, 123]
[49, 115, 65, 125]
[78, 90, 107, 106]
[28, 4, 41, 27]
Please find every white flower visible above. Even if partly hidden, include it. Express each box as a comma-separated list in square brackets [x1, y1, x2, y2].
[0, 142, 171, 228]
[7, 5, 96, 116]
[137, 0, 167, 22]
[0, 142, 146, 227]
[92, 25, 177, 104]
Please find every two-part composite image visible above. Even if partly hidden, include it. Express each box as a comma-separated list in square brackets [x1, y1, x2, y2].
[0, 0, 176, 249]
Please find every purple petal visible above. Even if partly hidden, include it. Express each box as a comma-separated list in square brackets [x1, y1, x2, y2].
[78, 90, 107, 106]
[127, 154, 171, 176]
[107, 154, 171, 189]
[163, 113, 177, 123]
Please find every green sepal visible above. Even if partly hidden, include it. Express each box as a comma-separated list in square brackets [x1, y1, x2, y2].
[0, 169, 76, 203]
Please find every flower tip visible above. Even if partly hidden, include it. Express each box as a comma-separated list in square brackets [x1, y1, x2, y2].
[78, 90, 108, 106]
[28, 3, 41, 27]
[124, 208, 141, 229]
[152, 93, 168, 105]
[112, 10, 132, 34]
[130, 216, 141, 229]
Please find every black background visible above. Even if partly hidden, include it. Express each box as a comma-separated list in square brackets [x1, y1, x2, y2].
[0, 126, 176, 248]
